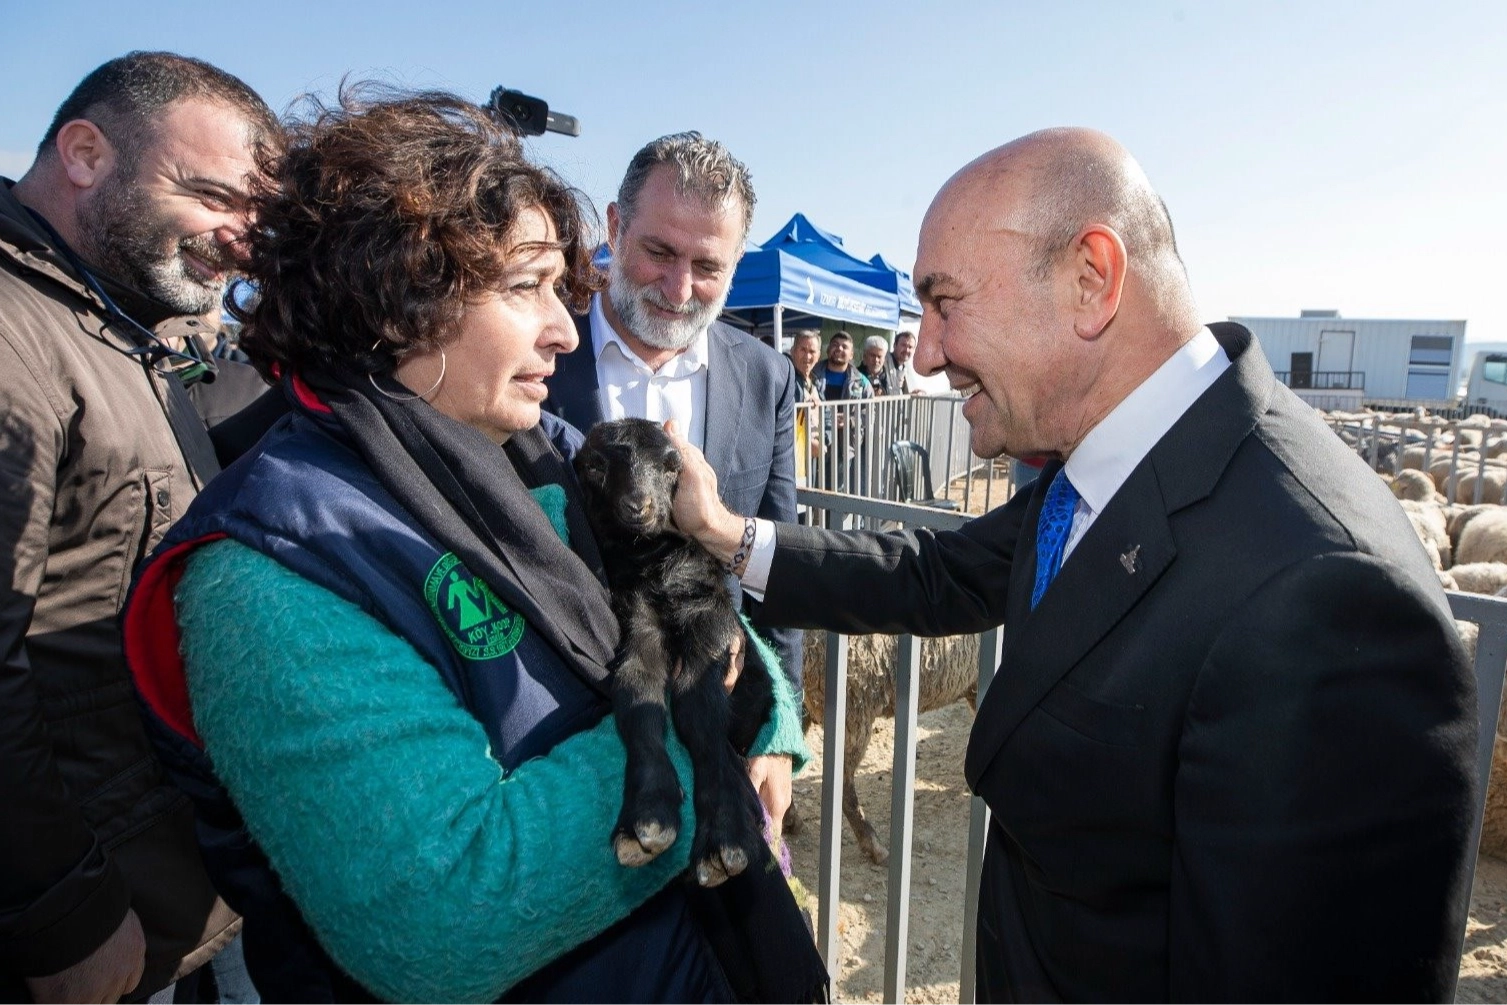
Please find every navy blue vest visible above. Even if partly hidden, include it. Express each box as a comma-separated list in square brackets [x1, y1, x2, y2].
[125, 403, 729, 1003]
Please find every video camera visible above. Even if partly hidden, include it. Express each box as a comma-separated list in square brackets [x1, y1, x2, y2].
[487, 86, 581, 137]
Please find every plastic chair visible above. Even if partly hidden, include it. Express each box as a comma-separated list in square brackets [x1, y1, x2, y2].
[888, 440, 960, 510]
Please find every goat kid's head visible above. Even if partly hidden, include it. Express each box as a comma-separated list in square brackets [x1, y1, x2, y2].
[575, 418, 684, 538]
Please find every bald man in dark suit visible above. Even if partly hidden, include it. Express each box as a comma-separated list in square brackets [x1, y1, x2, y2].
[668, 128, 1477, 1001]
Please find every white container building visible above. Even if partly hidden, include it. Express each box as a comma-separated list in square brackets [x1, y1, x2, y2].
[1230, 310, 1468, 411]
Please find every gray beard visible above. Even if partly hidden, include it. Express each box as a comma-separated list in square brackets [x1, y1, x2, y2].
[77, 172, 227, 316]
[607, 256, 727, 351]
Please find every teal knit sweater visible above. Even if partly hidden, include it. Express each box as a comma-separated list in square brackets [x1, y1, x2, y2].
[175, 538, 808, 1003]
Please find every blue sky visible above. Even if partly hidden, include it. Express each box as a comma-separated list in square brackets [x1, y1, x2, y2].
[4, 0, 1504, 341]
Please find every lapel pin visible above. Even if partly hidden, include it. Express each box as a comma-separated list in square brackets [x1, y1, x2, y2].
[1119, 545, 1141, 575]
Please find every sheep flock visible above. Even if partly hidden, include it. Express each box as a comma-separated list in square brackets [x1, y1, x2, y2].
[1330, 407, 1507, 856]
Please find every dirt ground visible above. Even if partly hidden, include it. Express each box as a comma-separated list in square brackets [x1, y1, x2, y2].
[784, 702, 1507, 1004]
[942, 461, 1015, 516]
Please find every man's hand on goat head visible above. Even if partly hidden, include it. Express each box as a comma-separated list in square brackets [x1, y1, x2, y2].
[664, 420, 747, 566]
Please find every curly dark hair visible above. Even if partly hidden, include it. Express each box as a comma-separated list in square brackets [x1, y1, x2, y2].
[229, 85, 601, 379]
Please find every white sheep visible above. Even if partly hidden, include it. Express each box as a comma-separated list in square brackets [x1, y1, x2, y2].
[1399, 499, 1451, 570]
[1444, 562, 1507, 596]
[790, 631, 980, 865]
[1428, 453, 1486, 498]
[1457, 508, 1507, 566]
[1456, 467, 1507, 506]
[1449, 504, 1500, 555]
[1397, 445, 1428, 472]
[1390, 468, 1437, 502]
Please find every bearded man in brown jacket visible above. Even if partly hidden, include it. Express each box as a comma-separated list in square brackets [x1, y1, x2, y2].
[0, 52, 278, 1003]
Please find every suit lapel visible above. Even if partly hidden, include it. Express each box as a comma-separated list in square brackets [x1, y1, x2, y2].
[963, 322, 1275, 789]
[703, 323, 747, 474]
[543, 314, 605, 431]
[965, 460, 1176, 787]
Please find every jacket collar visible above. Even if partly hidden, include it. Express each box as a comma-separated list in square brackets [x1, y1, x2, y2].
[544, 314, 606, 432]
[547, 312, 751, 473]
[0, 179, 98, 307]
[702, 321, 748, 474]
[963, 322, 1274, 788]
[0, 179, 185, 331]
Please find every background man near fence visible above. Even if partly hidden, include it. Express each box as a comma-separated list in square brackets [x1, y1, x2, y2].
[671, 126, 1477, 1000]
[788, 329, 822, 407]
[890, 330, 917, 393]
[810, 330, 874, 493]
[811, 329, 872, 403]
[542, 131, 801, 833]
[860, 335, 900, 396]
[0, 52, 277, 1002]
[787, 330, 824, 496]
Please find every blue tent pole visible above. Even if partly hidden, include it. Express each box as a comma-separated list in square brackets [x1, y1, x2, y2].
[773, 304, 784, 349]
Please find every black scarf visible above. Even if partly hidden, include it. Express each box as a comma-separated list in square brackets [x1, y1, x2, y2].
[297, 369, 828, 1003]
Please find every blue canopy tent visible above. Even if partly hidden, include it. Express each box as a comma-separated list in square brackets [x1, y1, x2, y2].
[759, 214, 892, 288]
[868, 253, 923, 317]
[720, 246, 900, 336]
[720, 213, 905, 340]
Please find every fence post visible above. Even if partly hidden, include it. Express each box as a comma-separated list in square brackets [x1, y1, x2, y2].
[1476, 444, 1488, 505]
[817, 632, 849, 971]
[884, 634, 923, 1003]
[960, 626, 1003, 1003]
[1447, 438, 1461, 501]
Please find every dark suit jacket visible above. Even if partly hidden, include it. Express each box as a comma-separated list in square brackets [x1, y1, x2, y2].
[543, 312, 803, 695]
[758, 323, 1477, 1001]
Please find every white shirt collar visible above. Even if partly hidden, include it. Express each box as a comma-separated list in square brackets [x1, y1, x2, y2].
[589, 293, 710, 377]
[1063, 327, 1230, 517]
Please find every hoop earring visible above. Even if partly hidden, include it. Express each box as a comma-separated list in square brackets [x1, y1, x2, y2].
[368, 341, 446, 402]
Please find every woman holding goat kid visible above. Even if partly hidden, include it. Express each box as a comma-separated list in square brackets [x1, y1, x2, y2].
[122, 88, 820, 1003]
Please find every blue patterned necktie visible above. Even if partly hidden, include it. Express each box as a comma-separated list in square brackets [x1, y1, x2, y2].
[1031, 469, 1081, 610]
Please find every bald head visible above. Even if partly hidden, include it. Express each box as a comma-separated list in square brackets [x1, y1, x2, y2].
[935, 128, 1181, 281]
[911, 128, 1205, 460]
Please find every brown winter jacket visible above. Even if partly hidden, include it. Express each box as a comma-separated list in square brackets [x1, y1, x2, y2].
[0, 181, 237, 997]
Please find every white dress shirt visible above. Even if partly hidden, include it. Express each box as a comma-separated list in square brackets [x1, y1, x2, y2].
[589, 293, 710, 450]
[740, 326, 1230, 596]
[1058, 325, 1230, 562]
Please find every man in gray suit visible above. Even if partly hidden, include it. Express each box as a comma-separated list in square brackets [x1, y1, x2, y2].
[543, 132, 801, 833]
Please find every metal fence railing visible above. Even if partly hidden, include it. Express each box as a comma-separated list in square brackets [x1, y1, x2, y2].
[1365, 399, 1506, 420]
[1323, 412, 1507, 504]
[1274, 369, 1366, 390]
[796, 488, 1507, 1003]
[795, 394, 1022, 518]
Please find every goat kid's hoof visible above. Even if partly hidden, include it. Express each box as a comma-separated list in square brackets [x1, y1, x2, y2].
[613, 820, 677, 867]
[694, 844, 750, 887]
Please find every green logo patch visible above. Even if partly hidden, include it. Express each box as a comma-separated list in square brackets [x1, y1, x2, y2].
[423, 552, 525, 660]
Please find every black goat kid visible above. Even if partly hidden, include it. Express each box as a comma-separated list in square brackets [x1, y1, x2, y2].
[575, 418, 773, 887]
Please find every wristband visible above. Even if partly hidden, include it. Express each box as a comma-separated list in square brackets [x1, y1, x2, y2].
[726, 517, 757, 577]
